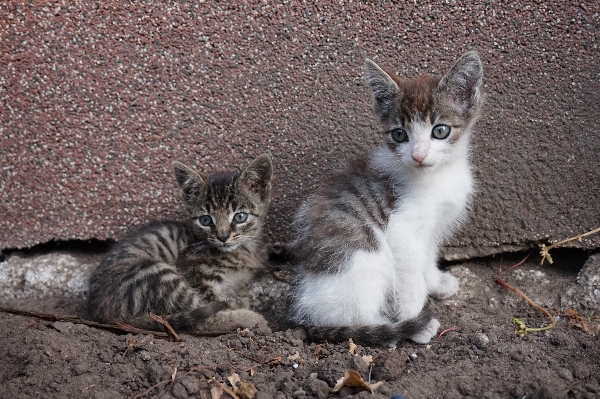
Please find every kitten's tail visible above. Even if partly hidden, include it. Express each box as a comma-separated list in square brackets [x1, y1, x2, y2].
[304, 308, 434, 347]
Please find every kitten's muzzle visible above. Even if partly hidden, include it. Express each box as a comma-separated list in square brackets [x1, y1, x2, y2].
[216, 232, 229, 243]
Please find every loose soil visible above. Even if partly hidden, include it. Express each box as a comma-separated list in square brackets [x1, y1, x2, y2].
[1, 249, 599, 399]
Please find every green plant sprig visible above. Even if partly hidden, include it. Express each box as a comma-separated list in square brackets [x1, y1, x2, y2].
[539, 227, 600, 265]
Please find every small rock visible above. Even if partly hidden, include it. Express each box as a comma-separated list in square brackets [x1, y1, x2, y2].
[172, 382, 188, 399]
[305, 377, 329, 399]
[52, 321, 75, 333]
[179, 376, 199, 394]
[472, 333, 490, 349]
[410, 353, 417, 360]
[371, 350, 408, 381]
[71, 360, 89, 376]
[291, 388, 307, 398]
[571, 363, 590, 379]
[556, 367, 574, 382]
[139, 351, 151, 361]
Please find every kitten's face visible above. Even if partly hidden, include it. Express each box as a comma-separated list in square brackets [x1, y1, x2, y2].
[173, 154, 273, 252]
[365, 52, 483, 173]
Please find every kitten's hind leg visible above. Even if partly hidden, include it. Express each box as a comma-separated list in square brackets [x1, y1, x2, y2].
[205, 309, 268, 331]
[409, 318, 440, 344]
[165, 301, 229, 331]
[425, 267, 459, 300]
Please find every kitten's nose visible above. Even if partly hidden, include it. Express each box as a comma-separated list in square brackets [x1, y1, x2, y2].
[217, 232, 229, 243]
[412, 154, 426, 164]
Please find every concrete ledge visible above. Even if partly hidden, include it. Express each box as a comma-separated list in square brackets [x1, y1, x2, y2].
[1, 2, 598, 257]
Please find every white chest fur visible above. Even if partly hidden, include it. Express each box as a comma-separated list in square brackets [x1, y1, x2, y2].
[387, 158, 473, 254]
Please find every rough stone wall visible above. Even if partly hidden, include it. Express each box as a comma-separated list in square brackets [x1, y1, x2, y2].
[1, 1, 599, 257]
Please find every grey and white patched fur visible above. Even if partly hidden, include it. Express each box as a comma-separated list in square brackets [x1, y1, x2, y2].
[87, 154, 273, 331]
[288, 51, 484, 346]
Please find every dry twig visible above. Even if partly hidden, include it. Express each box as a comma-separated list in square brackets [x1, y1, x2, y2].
[148, 311, 180, 342]
[0, 306, 233, 339]
[0, 305, 170, 338]
[496, 279, 555, 337]
[561, 309, 595, 335]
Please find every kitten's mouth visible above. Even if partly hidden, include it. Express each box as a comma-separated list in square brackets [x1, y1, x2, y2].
[414, 163, 433, 169]
[214, 241, 240, 252]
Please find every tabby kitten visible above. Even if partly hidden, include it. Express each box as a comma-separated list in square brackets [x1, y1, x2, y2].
[87, 154, 273, 331]
[289, 51, 483, 346]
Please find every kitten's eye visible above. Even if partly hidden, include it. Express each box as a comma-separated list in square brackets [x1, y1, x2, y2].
[233, 212, 248, 224]
[198, 215, 213, 226]
[390, 128, 408, 143]
[432, 124, 451, 140]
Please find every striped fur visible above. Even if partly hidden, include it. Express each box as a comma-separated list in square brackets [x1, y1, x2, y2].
[87, 154, 273, 331]
[289, 52, 483, 346]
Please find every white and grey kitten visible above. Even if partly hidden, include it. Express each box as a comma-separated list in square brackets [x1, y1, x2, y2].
[288, 51, 483, 346]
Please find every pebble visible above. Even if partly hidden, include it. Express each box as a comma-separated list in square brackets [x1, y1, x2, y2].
[306, 377, 330, 399]
[179, 376, 199, 394]
[556, 367, 574, 382]
[52, 321, 75, 333]
[291, 389, 307, 398]
[473, 333, 490, 349]
[172, 382, 188, 399]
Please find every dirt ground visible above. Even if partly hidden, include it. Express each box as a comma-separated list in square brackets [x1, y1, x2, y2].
[0, 248, 599, 399]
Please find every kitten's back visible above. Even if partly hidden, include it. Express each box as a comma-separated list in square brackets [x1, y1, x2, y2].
[291, 157, 397, 275]
[87, 221, 225, 329]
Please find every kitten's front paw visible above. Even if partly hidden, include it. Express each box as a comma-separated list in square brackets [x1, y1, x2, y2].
[409, 318, 440, 344]
[428, 272, 459, 300]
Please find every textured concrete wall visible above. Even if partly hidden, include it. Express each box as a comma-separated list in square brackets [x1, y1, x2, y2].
[1, 1, 599, 257]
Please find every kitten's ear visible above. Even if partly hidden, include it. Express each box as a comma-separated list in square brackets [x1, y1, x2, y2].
[437, 51, 483, 116]
[239, 153, 273, 202]
[172, 161, 207, 204]
[364, 59, 400, 124]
